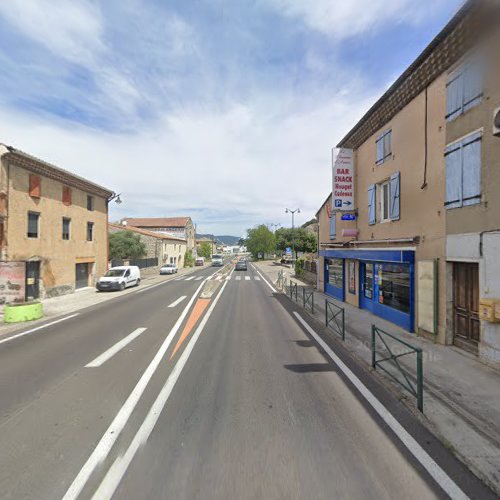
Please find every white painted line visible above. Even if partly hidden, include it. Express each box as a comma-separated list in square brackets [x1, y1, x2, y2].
[292, 312, 469, 500]
[254, 276, 261, 281]
[225, 276, 231, 281]
[245, 276, 251, 281]
[85, 328, 147, 368]
[135, 282, 166, 294]
[168, 296, 187, 308]
[0, 314, 79, 346]
[184, 276, 195, 281]
[62, 276, 211, 500]
[194, 276, 204, 281]
[235, 276, 241, 281]
[92, 278, 230, 499]
[215, 276, 222, 281]
[251, 265, 277, 292]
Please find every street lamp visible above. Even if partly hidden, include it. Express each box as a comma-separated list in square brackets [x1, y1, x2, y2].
[285, 208, 300, 261]
[268, 222, 281, 232]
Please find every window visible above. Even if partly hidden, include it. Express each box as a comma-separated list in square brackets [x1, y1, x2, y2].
[446, 61, 482, 121]
[62, 186, 72, 206]
[327, 258, 343, 288]
[368, 171, 400, 225]
[376, 130, 392, 164]
[445, 131, 482, 209]
[87, 222, 94, 241]
[87, 195, 94, 211]
[379, 181, 390, 222]
[27, 212, 39, 238]
[329, 213, 336, 239]
[29, 175, 41, 198]
[378, 263, 410, 314]
[62, 217, 71, 240]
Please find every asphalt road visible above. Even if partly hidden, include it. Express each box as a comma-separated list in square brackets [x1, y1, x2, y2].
[0, 261, 491, 499]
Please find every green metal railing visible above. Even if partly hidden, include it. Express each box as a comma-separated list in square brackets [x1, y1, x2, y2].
[289, 280, 298, 301]
[325, 299, 345, 341]
[302, 288, 314, 313]
[371, 325, 424, 412]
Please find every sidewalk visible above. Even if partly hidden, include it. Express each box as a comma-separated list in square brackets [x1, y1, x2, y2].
[255, 260, 500, 496]
[0, 264, 209, 339]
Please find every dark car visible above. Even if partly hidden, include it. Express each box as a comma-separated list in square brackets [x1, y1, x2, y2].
[235, 259, 247, 271]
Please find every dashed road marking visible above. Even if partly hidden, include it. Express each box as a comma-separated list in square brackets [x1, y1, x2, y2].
[168, 296, 187, 308]
[245, 276, 251, 281]
[184, 276, 195, 281]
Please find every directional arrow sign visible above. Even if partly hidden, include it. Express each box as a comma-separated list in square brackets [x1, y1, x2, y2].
[332, 148, 354, 212]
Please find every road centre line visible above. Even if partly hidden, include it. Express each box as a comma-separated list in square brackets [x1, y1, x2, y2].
[0, 314, 79, 347]
[92, 276, 231, 499]
[195, 276, 204, 281]
[184, 276, 195, 281]
[62, 275, 214, 500]
[168, 296, 187, 308]
[85, 328, 147, 368]
[251, 265, 277, 293]
[293, 312, 469, 500]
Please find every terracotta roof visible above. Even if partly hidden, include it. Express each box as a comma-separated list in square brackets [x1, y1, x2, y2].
[124, 217, 191, 228]
[109, 223, 186, 242]
[0, 144, 114, 198]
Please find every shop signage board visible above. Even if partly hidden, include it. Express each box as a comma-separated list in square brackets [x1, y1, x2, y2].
[0, 262, 26, 312]
[341, 214, 356, 221]
[332, 148, 354, 211]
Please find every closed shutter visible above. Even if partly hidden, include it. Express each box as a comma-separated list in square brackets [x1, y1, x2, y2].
[329, 213, 336, 239]
[446, 72, 463, 121]
[62, 186, 72, 206]
[29, 175, 41, 198]
[389, 171, 400, 221]
[376, 136, 384, 164]
[445, 144, 462, 208]
[462, 132, 481, 206]
[368, 184, 376, 225]
[463, 63, 483, 112]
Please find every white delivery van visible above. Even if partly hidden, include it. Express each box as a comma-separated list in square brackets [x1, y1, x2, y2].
[96, 266, 141, 291]
[211, 254, 224, 267]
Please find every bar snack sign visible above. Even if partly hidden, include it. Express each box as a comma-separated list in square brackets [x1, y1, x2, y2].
[332, 148, 354, 211]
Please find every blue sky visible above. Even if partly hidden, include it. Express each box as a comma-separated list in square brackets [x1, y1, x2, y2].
[0, 0, 464, 235]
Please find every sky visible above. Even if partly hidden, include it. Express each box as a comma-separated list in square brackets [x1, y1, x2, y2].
[0, 0, 464, 236]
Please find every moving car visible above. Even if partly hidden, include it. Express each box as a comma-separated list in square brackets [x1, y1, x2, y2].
[211, 254, 224, 267]
[195, 257, 204, 266]
[235, 259, 247, 271]
[160, 263, 178, 275]
[96, 266, 141, 291]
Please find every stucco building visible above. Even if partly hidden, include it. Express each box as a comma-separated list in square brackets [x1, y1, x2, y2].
[318, 1, 500, 365]
[0, 144, 113, 305]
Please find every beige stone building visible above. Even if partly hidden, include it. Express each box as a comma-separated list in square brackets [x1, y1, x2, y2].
[318, 1, 500, 365]
[0, 144, 113, 305]
[108, 223, 187, 272]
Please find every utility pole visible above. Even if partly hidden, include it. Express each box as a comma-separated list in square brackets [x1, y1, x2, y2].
[285, 208, 300, 261]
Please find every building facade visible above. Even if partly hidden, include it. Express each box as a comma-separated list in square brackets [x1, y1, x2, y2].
[122, 217, 196, 253]
[318, 1, 500, 365]
[0, 144, 113, 305]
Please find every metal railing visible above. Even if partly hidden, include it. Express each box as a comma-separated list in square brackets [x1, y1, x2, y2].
[302, 288, 314, 313]
[289, 280, 298, 301]
[325, 299, 345, 341]
[276, 270, 284, 289]
[371, 325, 423, 412]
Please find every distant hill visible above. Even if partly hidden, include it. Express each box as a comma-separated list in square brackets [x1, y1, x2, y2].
[197, 234, 241, 245]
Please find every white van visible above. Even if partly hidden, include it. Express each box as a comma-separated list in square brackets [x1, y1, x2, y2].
[96, 266, 141, 291]
[211, 254, 224, 267]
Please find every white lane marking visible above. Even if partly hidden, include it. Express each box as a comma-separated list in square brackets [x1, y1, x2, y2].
[245, 276, 251, 281]
[62, 276, 211, 500]
[0, 314, 79, 347]
[254, 276, 261, 281]
[184, 276, 195, 281]
[168, 296, 187, 308]
[293, 312, 469, 500]
[92, 278, 230, 499]
[85, 328, 147, 368]
[135, 281, 168, 294]
[215, 276, 222, 281]
[235, 276, 241, 281]
[174, 277, 183, 281]
[225, 276, 231, 281]
[194, 276, 204, 281]
[251, 265, 277, 292]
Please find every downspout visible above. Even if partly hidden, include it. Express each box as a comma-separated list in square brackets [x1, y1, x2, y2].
[421, 85, 429, 190]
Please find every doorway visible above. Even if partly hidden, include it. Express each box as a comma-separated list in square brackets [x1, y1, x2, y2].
[75, 263, 90, 290]
[25, 261, 40, 301]
[453, 262, 480, 353]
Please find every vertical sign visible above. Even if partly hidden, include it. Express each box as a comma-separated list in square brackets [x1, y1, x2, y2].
[332, 148, 354, 211]
[0, 261, 26, 312]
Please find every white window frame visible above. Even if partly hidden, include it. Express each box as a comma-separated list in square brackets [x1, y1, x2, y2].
[379, 181, 390, 223]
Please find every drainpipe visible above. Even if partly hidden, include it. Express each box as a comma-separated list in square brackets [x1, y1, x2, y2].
[421, 86, 429, 190]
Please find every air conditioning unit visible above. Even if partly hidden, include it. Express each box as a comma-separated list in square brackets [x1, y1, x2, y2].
[493, 106, 500, 136]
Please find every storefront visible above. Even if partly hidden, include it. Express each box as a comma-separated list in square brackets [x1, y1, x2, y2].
[321, 249, 415, 331]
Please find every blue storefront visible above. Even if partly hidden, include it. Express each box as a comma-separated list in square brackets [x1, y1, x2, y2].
[320, 248, 415, 332]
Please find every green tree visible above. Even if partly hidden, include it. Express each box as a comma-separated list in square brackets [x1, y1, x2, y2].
[275, 227, 317, 254]
[109, 231, 146, 260]
[245, 225, 276, 258]
[184, 249, 195, 267]
[197, 241, 212, 259]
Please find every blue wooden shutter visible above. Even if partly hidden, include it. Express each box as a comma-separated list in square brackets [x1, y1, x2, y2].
[462, 132, 481, 206]
[329, 213, 336, 239]
[368, 184, 376, 225]
[390, 171, 400, 221]
[376, 136, 384, 164]
[463, 63, 483, 112]
[446, 72, 463, 121]
[445, 144, 462, 208]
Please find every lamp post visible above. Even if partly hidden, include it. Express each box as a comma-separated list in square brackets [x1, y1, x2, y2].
[268, 222, 280, 232]
[285, 208, 300, 261]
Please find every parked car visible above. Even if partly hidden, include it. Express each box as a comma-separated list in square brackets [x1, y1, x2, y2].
[235, 259, 247, 271]
[96, 266, 141, 291]
[195, 257, 204, 266]
[160, 263, 178, 275]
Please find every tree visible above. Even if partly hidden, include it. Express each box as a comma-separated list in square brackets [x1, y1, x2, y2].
[184, 249, 195, 267]
[109, 231, 146, 260]
[275, 227, 317, 254]
[197, 241, 212, 259]
[245, 225, 276, 258]
[301, 218, 317, 229]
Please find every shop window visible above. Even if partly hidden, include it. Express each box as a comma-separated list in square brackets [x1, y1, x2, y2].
[27, 212, 39, 238]
[29, 175, 41, 198]
[376, 130, 392, 164]
[377, 263, 410, 314]
[364, 264, 374, 299]
[62, 217, 71, 240]
[328, 258, 343, 288]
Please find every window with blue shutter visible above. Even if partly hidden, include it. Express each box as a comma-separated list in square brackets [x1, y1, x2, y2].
[368, 184, 376, 225]
[446, 61, 483, 121]
[329, 213, 336, 239]
[445, 131, 482, 209]
[389, 171, 400, 221]
[376, 130, 392, 165]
